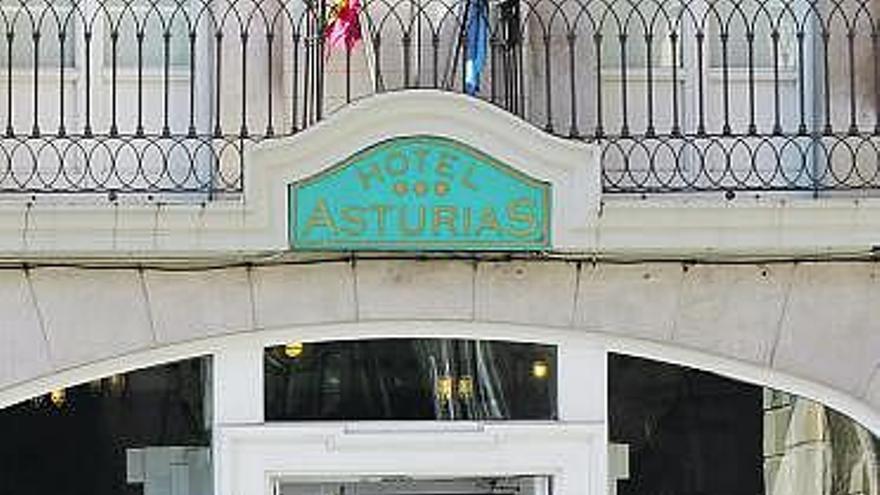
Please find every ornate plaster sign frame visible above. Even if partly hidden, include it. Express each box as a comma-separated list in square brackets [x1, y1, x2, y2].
[288, 135, 552, 251]
[254, 90, 600, 252]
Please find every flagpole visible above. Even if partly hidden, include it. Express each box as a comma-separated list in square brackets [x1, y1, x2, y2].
[413, 0, 422, 87]
[359, 5, 377, 91]
[443, 0, 467, 88]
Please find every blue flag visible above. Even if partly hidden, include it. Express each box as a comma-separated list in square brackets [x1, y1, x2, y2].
[464, 0, 488, 95]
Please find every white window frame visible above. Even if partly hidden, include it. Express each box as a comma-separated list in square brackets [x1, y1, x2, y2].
[100, 1, 196, 81]
[212, 323, 608, 495]
[218, 422, 602, 495]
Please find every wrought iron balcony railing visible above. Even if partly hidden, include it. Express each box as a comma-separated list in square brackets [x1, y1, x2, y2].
[1, 0, 879, 195]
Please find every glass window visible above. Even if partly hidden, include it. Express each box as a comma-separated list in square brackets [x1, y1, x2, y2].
[102, 0, 193, 70]
[707, 0, 798, 69]
[0, 0, 77, 68]
[0, 356, 212, 495]
[609, 353, 880, 495]
[265, 339, 557, 421]
[598, 1, 682, 69]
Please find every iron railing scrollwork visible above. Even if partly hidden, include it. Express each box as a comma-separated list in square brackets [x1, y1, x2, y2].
[1, 0, 879, 195]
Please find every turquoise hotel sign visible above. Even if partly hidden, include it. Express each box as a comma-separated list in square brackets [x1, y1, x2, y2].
[288, 136, 551, 251]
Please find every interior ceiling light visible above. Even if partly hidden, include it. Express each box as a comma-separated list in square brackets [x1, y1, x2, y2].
[49, 389, 66, 408]
[284, 342, 305, 358]
[108, 374, 126, 397]
[532, 360, 550, 379]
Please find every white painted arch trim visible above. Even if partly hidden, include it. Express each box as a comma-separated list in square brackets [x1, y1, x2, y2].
[0, 321, 878, 435]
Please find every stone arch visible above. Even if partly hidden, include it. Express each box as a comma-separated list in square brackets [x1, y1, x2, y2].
[0, 259, 878, 432]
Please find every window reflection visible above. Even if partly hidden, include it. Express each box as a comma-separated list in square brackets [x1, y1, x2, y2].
[609, 354, 880, 495]
[264, 339, 557, 421]
[0, 357, 212, 495]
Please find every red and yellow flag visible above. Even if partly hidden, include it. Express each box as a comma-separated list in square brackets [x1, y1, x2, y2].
[325, 0, 362, 50]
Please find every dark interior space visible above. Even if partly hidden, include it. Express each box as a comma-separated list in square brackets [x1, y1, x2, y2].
[0, 357, 211, 495]
[265, 339, 557, 421]
[609, 353, 764, 495]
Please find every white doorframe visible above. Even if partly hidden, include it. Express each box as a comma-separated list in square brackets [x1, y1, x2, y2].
[211, 322, 608, 495]
[217, 422, 604, 495]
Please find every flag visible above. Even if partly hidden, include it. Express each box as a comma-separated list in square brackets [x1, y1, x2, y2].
[325, 0, 362, 50]
[464, 0, 488, 95]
